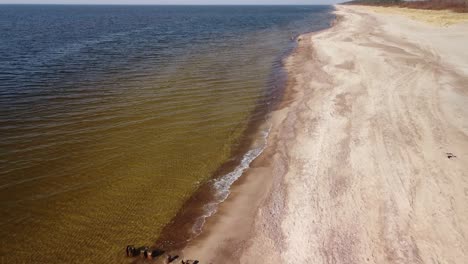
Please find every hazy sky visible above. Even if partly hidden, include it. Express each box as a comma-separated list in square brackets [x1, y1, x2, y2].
[0, 0, 342, 4]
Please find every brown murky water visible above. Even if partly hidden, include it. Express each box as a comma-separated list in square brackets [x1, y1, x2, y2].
[0, 5, 333, 263]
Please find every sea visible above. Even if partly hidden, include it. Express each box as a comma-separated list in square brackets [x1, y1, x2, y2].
[0, 5, 334, 263]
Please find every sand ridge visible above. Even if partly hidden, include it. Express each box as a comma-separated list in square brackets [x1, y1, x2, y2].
[180, 5, 468, 264]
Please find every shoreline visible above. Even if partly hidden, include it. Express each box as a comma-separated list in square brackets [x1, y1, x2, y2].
[176, 16, 338, 263]
[179, 4, 468, 264]
[144, 15, 323, 256]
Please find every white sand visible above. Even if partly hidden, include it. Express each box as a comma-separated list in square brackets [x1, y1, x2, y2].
[181, 5, 468, 264]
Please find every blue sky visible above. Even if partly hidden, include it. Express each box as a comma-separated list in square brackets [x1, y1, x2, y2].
[0, 0, 342, 4]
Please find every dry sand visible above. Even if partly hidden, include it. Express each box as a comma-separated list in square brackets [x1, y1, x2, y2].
[180, 5, 468, 264]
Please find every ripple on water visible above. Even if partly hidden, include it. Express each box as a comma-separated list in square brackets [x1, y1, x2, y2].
[0, 5, 334, 263]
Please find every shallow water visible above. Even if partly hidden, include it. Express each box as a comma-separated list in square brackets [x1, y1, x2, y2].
[0, 5, 333, 263]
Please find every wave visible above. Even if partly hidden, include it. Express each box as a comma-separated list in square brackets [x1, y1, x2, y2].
[191, 122, 272, 236]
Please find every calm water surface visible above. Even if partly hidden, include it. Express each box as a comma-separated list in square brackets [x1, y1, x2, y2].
[0, 5, 333, 263]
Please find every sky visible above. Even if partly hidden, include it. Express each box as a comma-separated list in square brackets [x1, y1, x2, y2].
[0, 0, 342, 4]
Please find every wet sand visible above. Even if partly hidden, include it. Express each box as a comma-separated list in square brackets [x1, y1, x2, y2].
[181, 5, 468, 264]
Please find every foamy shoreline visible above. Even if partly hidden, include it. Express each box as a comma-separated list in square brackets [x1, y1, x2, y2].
[180, 5, 468, 264]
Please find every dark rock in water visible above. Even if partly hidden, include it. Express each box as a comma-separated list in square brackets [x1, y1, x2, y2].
[126, 245, 140, 257]
[138, 246, 149, 255]
[126, 245, 153, 258]
[151, 249, 165, 258]
[126, 245, 169, 260]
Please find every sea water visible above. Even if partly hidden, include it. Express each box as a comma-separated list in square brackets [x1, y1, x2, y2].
[0, 5, 333, 263]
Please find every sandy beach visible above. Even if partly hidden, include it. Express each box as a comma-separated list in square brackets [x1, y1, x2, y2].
[180, 5, 468, 264]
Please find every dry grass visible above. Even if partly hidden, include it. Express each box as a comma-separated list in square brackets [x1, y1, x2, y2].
[401, 0, 468, 13]
[346, 0, 468, 13]
[359, 5, 468, 26]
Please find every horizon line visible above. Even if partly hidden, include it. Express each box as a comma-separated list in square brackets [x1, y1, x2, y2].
[0, 3, 338, 6]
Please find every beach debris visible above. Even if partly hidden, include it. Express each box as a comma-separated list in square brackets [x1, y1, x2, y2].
[168, 255, 179, 263]
[182, 260, 199, 264]
[446, 152, 457, 159]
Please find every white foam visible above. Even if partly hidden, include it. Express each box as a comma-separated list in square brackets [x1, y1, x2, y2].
[191, 122, 271, 235]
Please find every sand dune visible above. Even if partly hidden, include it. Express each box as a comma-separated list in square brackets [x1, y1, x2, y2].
[181, 5, 468, 264]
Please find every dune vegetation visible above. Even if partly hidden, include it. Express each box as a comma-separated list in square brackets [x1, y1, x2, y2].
[346, 0, 468, 13]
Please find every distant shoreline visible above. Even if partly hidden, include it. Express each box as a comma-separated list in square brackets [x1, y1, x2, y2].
[0, 4, 336, 6]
